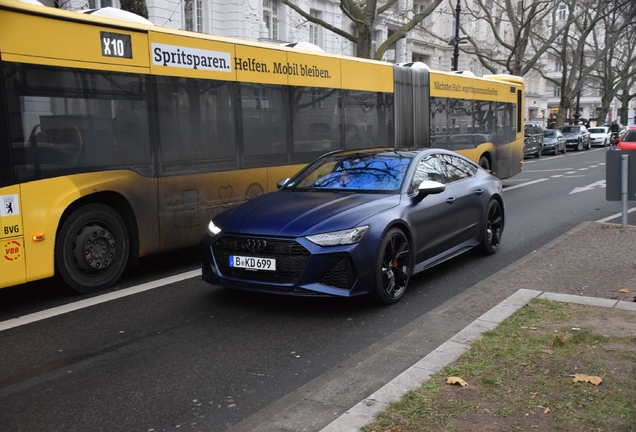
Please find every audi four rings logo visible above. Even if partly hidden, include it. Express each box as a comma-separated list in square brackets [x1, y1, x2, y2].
[242, 239, 267, 252]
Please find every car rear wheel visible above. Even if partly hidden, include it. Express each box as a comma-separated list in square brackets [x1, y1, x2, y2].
[55, 203, 130, 293]
[371, 228, 411, 304]
[477, 199, 503, 255]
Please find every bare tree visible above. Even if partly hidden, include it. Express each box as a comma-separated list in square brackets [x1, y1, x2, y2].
[592, 2, 636, 125]
[120, 0, 148, 19]
[280, 0, 444, 60]
[542, 0, 634, 127]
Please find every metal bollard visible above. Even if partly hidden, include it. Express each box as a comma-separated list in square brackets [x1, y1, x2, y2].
[621, 154, 628, 228]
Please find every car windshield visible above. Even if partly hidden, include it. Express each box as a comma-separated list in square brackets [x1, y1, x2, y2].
[544, 130, 557, 137]
[588, 128, 606, 133]
[285, 151, 413, 192]
[623, 131, 636, 142]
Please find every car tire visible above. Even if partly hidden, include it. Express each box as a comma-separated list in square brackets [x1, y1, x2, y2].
[576, 140, 583, 151]
[562, 143, 567, 154]
[554, 144, 559, 155]
[55, 203, 130, 293]
[534, 146, 542, 158]
[371, 227, 411, 305]
[476, 199, 503, 255]
[585, 140, 591, 150]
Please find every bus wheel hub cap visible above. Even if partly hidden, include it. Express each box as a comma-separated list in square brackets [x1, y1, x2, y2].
[73, 224, 116, 272]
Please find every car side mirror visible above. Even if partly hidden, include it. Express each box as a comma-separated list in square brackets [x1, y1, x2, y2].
[415, 180, 445, 201]
[276, 178, 290, 189]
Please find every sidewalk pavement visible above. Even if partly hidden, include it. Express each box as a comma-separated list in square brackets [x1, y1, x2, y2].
[228, 221, 636, 432]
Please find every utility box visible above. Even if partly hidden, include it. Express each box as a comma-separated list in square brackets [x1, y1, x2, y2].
[606, 150, 636, 201]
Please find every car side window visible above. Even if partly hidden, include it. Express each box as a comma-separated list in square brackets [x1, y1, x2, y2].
[409, 155, 446, 194]
[438, 154, 477, 182]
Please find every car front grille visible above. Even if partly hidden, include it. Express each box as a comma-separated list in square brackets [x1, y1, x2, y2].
[212, 236, 310, 283]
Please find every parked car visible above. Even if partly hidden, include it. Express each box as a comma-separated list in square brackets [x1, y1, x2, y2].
[201, 148, 504, 304]
[588, 126, 611, 147]
[616, 126, 636, 150]
[524, 122, 544, 158]
[558, 125, 591, 151]
[542, 129, 566, 155]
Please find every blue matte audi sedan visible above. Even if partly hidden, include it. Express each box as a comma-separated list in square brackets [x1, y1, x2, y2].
[201, 148, 504, 304]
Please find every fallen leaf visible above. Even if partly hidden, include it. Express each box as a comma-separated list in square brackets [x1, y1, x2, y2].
[571, 373, 603, 386]
[616, 288, 630, 293]
[446, 377, 468, 387]
[521, 325, 538, 330]
[537, 405, 551, 414]
[541, 349, 554, 355]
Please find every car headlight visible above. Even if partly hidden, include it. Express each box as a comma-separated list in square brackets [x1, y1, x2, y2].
[207, 220, 222, 236]
[305, 226, 369, 246]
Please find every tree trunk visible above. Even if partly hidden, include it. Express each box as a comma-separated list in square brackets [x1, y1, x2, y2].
[120, 0, 148, 19]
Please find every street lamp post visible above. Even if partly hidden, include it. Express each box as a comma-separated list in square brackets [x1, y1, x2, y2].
[573, 15, 588, 122]
[452, 0, 462, 71]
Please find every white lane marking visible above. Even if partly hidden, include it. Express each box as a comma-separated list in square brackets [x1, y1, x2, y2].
[570, 180, 606, 194]
[565, 171, 577, 174]
[0, 270, 200, 332]
[503, 178, 549, 191]
[597, 207, 636, 223]
[551, 175, 564, 178]
[523, 168, 574, 173]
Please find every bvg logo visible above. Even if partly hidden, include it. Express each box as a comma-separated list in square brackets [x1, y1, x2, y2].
[4, 225, 19, 235]
[4, 240, 21, 261]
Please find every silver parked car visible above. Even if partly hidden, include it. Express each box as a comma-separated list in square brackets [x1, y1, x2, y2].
[542, 129, 566, 155]
[558, 125, 591, 151]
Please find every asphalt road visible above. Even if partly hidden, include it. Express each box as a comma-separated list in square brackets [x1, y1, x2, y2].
[1, 146, 634, 431]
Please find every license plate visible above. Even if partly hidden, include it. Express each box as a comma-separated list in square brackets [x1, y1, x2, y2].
[229, 255, 276, 271]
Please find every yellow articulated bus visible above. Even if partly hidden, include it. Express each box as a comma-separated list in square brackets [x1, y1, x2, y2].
[0, 0, 524, 293]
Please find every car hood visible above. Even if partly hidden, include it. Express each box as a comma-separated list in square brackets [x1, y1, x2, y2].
[214, 191, 401, 236]
[560, 132, 580, 139]
[544, 137, 557, 143]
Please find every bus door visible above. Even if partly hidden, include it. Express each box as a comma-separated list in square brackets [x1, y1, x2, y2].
[0, 185, 26, 287]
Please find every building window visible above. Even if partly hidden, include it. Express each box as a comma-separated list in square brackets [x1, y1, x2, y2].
[263, 0, 279, 40]
[309, 9, 323, 48]
[553, 86, 560, 97]
[311, 89, 324, 109]
[184, 0, 203, 32]
[555, 60, 562, 72]
[89, 0, 113, 7]
[557, 4, 567, 21]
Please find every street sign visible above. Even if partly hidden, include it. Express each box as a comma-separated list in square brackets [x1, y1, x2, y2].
[606, 150, 636, 201]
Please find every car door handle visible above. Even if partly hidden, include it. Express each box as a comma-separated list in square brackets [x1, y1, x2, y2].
[446, 197, 456, 204]
[475, 189, 484, 196]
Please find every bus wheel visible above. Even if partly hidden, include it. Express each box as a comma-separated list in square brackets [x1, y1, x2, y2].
[479, 156, 490, 171]
[55, 203, 129, 293]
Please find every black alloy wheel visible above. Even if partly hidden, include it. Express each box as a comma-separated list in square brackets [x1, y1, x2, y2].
[55, 203, 130, 293]
[371, 228, 412, 304]
[477, 199, 503, 255]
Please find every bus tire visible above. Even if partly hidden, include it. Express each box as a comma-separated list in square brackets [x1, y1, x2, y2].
[479, 156, 490, 171]
[55, 203, 129, 293]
